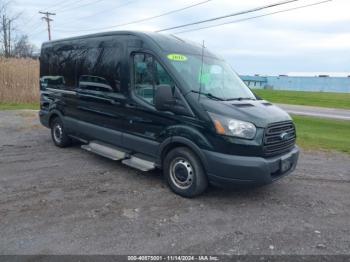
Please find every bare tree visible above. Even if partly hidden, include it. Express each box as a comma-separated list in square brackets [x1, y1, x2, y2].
[12, 34, 37, 58]
[0, 0, 21, 57]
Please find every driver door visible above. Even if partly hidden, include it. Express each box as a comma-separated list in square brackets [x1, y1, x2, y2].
[122, 53, 178, 157]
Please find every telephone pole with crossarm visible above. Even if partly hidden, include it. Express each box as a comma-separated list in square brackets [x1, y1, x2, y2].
[39, 11, 56, 41]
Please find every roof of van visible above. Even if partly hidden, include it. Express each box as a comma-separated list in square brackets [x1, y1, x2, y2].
[42, 30, 219, 58]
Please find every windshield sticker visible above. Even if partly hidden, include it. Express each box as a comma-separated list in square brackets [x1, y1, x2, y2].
[167, 54, 188, 61]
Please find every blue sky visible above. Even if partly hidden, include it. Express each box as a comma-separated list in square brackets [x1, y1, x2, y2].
[10, 0, 350, 75]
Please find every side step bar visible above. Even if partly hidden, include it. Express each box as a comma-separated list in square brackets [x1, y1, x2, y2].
[81, 141, 127, 161]
[81, 141, 155, 171]
[122, 156, 155, 172]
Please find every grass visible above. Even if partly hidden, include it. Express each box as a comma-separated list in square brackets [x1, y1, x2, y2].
[0, 103, 39, 110]
[293, 115, 350, 154]
[253, 89, 350, 110]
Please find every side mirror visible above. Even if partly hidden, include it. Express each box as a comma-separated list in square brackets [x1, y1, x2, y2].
[154, 85, 191, 116]
[154, 85, 175, 111]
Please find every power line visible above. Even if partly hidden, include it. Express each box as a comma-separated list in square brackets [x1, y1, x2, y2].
[22, 0, 74, 26]
[104, 0, 213, 28]
[47, 0, 78, 12]
[27, 23, 46, 36]
[54, 0, 138, 28]
[21, 0, 76, 39]
[71, 0, 137, 19]
[51, 0, 85, 12]
[25, 0, 105, 33]
[55, 0, 214, 33]
[28, 28, 47, 38]
[156, 0, 302, 32]
[174, 0, 333, 34]
[54, 0, 106, 13]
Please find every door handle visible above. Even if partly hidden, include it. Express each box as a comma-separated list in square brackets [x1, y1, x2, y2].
[126, 103, 137, 108]
[108, 99, 121, 105]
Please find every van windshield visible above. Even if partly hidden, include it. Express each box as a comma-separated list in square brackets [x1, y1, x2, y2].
[168, 54, 255, 101]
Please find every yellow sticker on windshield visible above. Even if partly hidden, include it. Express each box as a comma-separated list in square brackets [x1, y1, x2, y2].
[167, 54, 188, 61]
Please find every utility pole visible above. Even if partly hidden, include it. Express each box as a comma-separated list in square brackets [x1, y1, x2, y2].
[8, 19, 11, 55]
[39, 11, 56, 41]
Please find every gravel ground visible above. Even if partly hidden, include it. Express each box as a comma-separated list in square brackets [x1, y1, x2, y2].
[0, 110, 349, 255]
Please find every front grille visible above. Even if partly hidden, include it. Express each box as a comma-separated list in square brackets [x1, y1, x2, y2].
[263, 121, 296, 156]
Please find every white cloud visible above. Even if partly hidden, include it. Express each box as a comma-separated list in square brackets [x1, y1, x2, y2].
[299, 33, 350, 50]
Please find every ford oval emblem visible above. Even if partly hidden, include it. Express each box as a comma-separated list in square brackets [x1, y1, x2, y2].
[280, 132, 289, 140]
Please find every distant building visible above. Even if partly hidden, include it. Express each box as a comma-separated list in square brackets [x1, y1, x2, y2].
[240, 73, 350, 93]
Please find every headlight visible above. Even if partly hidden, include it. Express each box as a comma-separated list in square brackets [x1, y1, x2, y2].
[208, 112, 256, 139]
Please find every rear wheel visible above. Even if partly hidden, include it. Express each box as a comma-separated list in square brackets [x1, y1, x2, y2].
[163, 147, 208, 198]
[50, 117, 72, 148]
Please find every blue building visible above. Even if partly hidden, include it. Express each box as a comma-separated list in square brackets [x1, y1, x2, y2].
[240, 74, 350, 93]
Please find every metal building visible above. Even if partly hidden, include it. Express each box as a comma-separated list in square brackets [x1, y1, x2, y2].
[240, 74, 350, 93]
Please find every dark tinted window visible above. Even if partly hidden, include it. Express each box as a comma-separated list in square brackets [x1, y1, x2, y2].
[155, 60, 174, 86]
[133, 53, 174, 105]
[57, 46, 77, 89]
[77, 40, 123, 93]
[41, 37, 124, 93]
[41, 43, 78, 90]
[134, 53, 154, 103]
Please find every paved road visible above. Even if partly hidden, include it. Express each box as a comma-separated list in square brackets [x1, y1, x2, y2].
[0, 111, 349, 255]
[277, 104, 350, 121]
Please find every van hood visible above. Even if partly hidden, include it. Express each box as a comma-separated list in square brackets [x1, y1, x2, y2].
[198, 97, 292, 128]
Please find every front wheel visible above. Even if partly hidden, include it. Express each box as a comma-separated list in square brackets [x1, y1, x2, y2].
[163, 147, 208, 198]
[50, 117, 72, 148]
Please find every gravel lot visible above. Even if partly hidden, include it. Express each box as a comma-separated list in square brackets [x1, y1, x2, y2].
[0, 110, 349, 255]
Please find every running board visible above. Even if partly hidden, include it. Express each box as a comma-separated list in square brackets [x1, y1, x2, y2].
[81, 141, 127, 161]
[122, 156, 155, 171]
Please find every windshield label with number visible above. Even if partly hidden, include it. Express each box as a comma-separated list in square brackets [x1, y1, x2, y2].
[167, 54, 188, 61]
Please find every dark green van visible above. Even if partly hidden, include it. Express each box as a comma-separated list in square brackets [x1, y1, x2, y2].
[39, 31, 299, 197]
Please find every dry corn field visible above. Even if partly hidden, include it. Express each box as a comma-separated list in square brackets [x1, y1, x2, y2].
[0, 58, 39, 103]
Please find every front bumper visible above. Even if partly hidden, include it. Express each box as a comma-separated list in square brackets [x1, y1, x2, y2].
[39, 109, 50, 128]
[204, 146, 299, 187]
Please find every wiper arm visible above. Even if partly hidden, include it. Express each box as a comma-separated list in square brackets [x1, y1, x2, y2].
[190, 90, 224, 101]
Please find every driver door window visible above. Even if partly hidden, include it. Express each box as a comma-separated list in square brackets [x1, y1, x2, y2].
[133, 53, 174, 105]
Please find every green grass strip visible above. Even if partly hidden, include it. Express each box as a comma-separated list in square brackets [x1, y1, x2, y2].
[254, 89, 350, 109]
[293, 115, 350, 154]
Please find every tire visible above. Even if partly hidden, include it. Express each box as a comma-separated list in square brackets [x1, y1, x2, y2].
[50, 117, 72, 148]
[163, 147, 208, 198]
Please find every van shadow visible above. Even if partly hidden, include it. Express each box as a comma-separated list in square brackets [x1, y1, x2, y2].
[70, 142, 280, 201]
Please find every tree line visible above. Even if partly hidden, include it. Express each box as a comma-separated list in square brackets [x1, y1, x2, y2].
[0, 0, 38, 58]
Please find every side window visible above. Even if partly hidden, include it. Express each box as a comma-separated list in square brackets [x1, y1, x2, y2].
[133, 53, 174, 105]
[40, 48, 66, 90]
[57, 46, 77, 90]
[76, 41, 124, 93]
[155, 60, 174, 87]
[134, 53, 154, 104]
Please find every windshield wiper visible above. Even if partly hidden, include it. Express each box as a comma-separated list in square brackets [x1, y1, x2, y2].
[190, 90, 225, 101]
[225, 97, 256, 101]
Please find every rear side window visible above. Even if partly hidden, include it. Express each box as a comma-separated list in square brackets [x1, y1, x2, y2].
[76, 42, 123, 93]
[133, 53, 174, 105]
[40, 45, 77, 90]
[40, 38, 124, 93]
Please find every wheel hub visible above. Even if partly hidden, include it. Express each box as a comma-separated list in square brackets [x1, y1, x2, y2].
[53, 124, 63, 143]
[174, 164, 188, 182]
[170, 158, 194, 189]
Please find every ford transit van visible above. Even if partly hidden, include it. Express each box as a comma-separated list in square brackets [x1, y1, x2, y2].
[39, 31, 299, 197]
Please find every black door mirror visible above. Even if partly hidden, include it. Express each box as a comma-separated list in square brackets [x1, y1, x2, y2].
[154, 85, 191, 116]
[154, 84, 175, 111]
